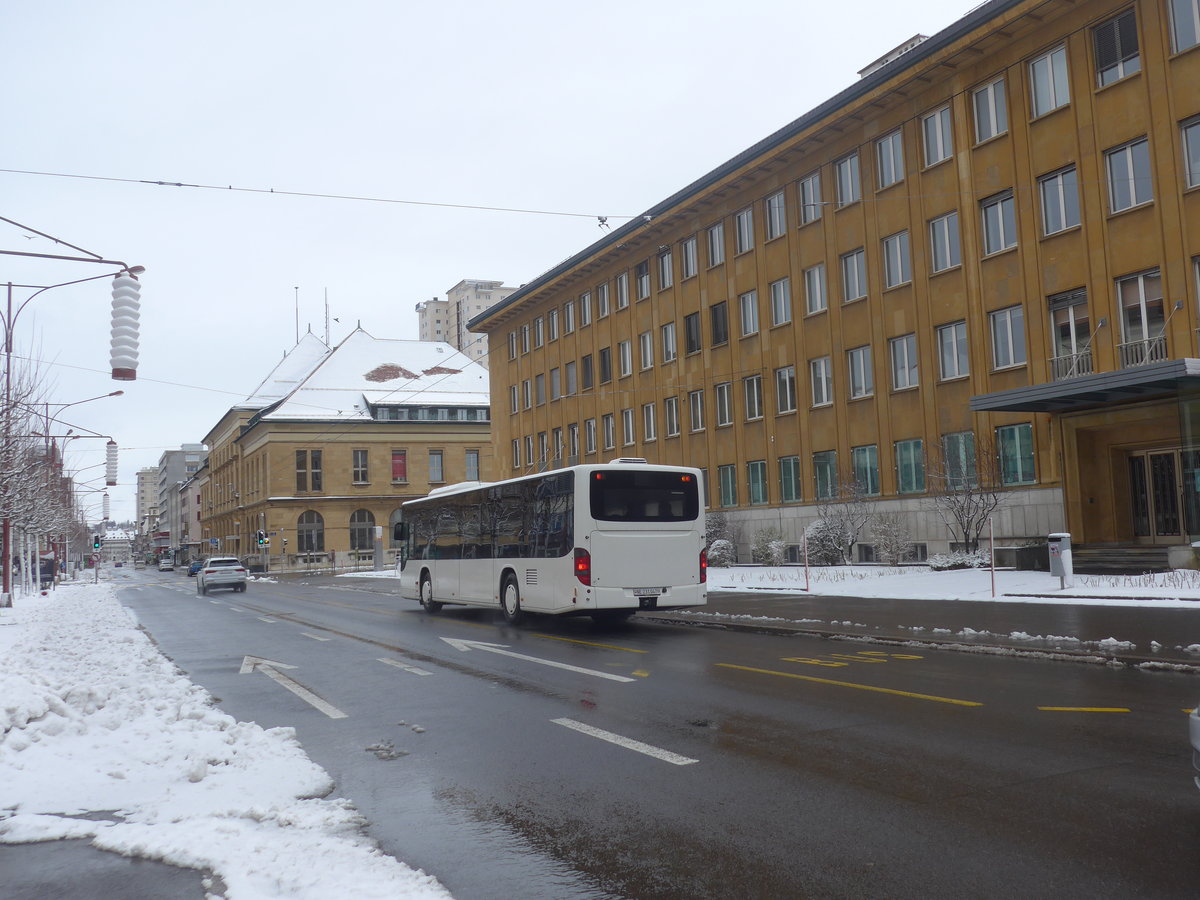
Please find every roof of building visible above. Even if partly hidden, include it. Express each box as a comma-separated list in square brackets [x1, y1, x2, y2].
[239, 332, 331, 410]
[257, 328, 490, 422]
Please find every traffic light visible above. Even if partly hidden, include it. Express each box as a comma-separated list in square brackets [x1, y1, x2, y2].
[263, 536, 270, 546]
[256, 530, 265, 545]
[92, 535, 101, 550]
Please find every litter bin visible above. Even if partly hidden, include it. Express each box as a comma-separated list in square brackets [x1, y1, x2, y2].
[1047, 532, 1074, 588]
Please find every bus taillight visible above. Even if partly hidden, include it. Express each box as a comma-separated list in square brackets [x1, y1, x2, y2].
[699, 548, 707, 583]
[574, 548, 592, 585]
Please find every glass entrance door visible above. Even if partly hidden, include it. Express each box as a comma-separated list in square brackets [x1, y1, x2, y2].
[1129, 449, 1198, 542]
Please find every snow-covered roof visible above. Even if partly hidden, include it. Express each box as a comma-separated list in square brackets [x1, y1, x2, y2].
[259, 329, 490, 422]
[238, 332, 331, 410]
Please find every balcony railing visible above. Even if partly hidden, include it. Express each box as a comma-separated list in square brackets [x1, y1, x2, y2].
[1050, 349, 1094, 381]
[1117, 334, 1168, 369]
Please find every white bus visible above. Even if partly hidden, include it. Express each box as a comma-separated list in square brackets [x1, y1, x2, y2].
[396, 459, 707, 624]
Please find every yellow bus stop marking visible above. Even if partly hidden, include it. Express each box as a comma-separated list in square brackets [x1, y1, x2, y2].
[717, 663, 982, 707]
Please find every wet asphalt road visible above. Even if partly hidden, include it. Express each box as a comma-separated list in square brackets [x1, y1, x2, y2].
[15, 568, 1200, 899]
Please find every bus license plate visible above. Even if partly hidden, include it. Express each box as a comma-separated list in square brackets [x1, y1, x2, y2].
[633, 588, 663, 596]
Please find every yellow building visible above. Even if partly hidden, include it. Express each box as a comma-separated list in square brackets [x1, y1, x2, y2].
[199, 329, 492, 565]
[472, 0, 1200, 563]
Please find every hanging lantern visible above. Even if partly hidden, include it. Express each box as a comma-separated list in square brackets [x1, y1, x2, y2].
[102, 492, 111, 522]
[110, 272, 141, 381]
[105, 440, 118, 486]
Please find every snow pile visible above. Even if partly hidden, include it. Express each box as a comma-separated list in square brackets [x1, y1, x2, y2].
[0, 583, 450, 900]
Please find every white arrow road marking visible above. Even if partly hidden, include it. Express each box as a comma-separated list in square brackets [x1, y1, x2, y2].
[440, 637, 636, 683]
[552, 718, 698, 765]
[229, 607, 245, 613]
[239, 656, 346, 719]
[257, 616, 277, 623]
[378, 658, 433, 676]
[300, 632, 331, 642]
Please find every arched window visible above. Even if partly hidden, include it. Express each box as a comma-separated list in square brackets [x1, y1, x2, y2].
[297, 510, 324, 552]
[349, 508, 376, 551]
[388, 507, 404, 547]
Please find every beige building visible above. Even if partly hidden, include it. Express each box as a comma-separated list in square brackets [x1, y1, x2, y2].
[199, 329, 493, 564]
[417, 279, 515, 370]
[471, 0, 1200, 563]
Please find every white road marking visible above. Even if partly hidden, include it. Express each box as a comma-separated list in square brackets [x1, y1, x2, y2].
[300, 632, 331, 642]
[440, 637, 636, 683]
[228, 607, 244, 612]
[552, 718, 698, 765]
[257, 617, 276, 623]
[209, 600, 221, 605]
[377, 658, 432, 676]
[239, 656, 346, 719]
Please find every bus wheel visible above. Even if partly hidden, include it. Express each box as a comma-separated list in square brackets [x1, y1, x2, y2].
[500, 574, 524, 625]
[419, 574, 442, 613]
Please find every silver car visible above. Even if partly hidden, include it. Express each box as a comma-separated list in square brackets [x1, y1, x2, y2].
[196, 557, 248, 595]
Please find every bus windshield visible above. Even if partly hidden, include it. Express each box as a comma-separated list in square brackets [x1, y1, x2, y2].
[589, 469, 699, 523]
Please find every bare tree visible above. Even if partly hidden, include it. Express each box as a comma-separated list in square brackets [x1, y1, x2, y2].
[925, 434, 1012, 553]
[816, 473, 876, 564]
[871, 512, 913, 566]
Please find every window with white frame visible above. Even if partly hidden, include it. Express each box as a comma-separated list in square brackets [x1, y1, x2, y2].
[1039, 166, 1080, 234]
[1106, 138, 1153, 212]
[744, 375, 763, 420]
[813, 450, 837, 500]
[618, 339, 632, 377]
[1094, 9, 1140, 86]
[990, 305, 1026, 369]
[509, 384, 518, 414]
[602, 414, 615, 450]
[769, 278, 792, 325]
[841, 248, 867, 302]
[563, 300, 575, 332]
[799, 171, 822, 223]
[352, 448, 369, 483]
[876, 130, 904, 189]
[765, 191, 787, 239]
[922, 106, 952, 166]
[615, 273, 628, 309]
[635, 261, 650, 300]
[1171, 0, 1200, 52]
[585, 418, 597, 453]
[522, 379, 532, 409]
[715, 381, 733, 426]
[533, 316, 544, 347]
[1117, 269, 1164, 346]
[852, 444, 881, 495]
[596, 282, 611, 317]
[568, 423, 579, 458]
[1184, 117, 1200, 189]
[638, 331, 653, 369]
[804, 263, 827, 313]
[997, 423, 1036, 484]
[642, 402, 657, 442]
[537, 432, 548, 464]
[520, 323, 530, 353]
[524, 435, 533, 466]
[981, 191, 1017, 254]
[511, 439, 520, 468]
[718, 464, 737, 507]
[664, 396, 680, 437]
[835, 153, 860, 206]
[882, 231, 911, 288]
[579, 292, 592, 326]
[689, 389, 705, 431]
[547, 308, 558, 341]
[848, 346, 874, 399]
[661, 322, 677, 362]
[929, 211, 961, 272]
[734, 207, 754, 253]
[810, 356, 832, 406]
[890, 333, 918, 390]
[973, 78, 1007, 142]
[775, 365, 796, 413]
[739, 290, 759, 336]
[1029, 45, 1070, 117]
[707, 221, 725, 266]
[507, 331, 517, 359]
[658, 250, 673, 289]
[747, 460, 768, 505]
[621, 408, 635, 446]
[1049, 288, 1090, 365]
[937, 321, 969, 379]
[681, 236, 698, 278]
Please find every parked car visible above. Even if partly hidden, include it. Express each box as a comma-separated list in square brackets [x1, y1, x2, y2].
[187, 560, 204, 577]
[196, 557, 248, 595]
[1191, 703, 1200, 791]
[158, 558, 175, 571]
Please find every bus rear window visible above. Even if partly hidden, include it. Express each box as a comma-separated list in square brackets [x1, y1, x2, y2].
[590, 470, 700, 522]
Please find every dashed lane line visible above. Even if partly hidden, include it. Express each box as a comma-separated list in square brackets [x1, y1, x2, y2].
[377, 658, 433, 676]
[552, 718, 698, 766]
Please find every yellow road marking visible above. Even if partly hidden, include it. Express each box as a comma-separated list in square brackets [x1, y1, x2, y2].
[633, 669, 651, 677]
[717, 663, 983, 707]
[535, 634, 647, 653]
[1038, 707, 1130, 713]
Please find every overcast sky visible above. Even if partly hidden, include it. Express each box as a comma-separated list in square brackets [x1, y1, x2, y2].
[3, 0, 972, 524]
